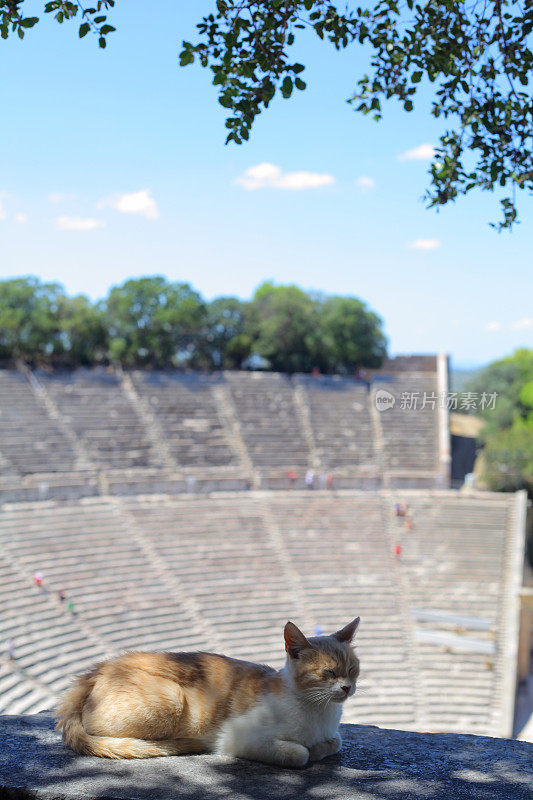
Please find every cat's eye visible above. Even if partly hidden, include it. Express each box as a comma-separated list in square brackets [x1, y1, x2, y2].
[323, 669, 337, 679]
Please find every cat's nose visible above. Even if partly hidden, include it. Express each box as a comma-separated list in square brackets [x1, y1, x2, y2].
[341, 685, 351, 695]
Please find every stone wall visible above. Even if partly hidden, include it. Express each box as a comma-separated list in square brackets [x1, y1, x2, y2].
[0, 712, 531, 800]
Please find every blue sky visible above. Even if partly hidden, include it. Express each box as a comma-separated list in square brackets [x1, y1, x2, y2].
[1, 0, 532, 368]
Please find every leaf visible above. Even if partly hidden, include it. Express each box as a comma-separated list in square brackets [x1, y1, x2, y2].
[179, 50, 194, 66]
[20, 17, 39, 28]
[281, 76, 293, 98]
[98, 35, 106, 48]
[411, 71, 422, 83]
[79, 22, 90, 38]
[295, 77, 306, 90]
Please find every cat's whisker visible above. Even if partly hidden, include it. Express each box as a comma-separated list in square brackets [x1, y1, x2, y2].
[302, 689, 330, 710]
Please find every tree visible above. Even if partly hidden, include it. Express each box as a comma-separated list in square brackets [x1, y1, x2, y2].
[247, 281, 386, 373]
[467, 348, 533, 491]
[4, 2, 530, 229]
[1, 1, 116, 48]
[204, 296, 253, 368]
[179, 0, 533, 229]
[317, 295, 387, 372]
[0, 275, 387, 372]
[248, 282, 319, 372]
[103, 276, 207, 367]
[0, 276, 64, 364]
[481, 423, 533, 491]
[467, 348, 533, 430]
[59, 294, 108, 366]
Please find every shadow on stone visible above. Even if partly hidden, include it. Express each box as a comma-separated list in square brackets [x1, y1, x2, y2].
[0, 712, 531, 800]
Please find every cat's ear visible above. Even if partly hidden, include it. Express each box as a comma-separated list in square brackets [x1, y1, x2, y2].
[333, 617, 360, 643]
[284, 621, 313, 659]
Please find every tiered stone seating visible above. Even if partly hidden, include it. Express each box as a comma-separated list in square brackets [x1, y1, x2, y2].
[0, 368, 447, 490]
[268, 494, 416, 729]
[0, 371, 76, 475]
[0, 472, 99, 503]
[0, 490, 520, 738]
[123, 495, 296, 664]
[373, 372, 440, 480]
[39, 370, 160, 470]
[0, 546, 107, 715]
[296, 375, 375, 470]
[0, 498, 208, 658]
[226, 372, 310, 471]
[131, 371, 237, 467]
[388, 492, 512, 735]
[104, 467, 250, 496]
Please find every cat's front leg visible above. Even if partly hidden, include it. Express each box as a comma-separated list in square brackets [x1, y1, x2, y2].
[271, 739, 310, 768]
[308, 734, 342, 762]
[236, 738, 310, 768]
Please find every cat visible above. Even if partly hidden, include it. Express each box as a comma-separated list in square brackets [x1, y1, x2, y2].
[56, 616, 360, 768]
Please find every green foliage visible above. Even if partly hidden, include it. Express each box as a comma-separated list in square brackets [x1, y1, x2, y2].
[0, 277, 64, 363]
[59, 294, 108, 366]
[0, 275, 387, 373]
[247, 282, 387, 373]
[204, 296, 252, 369]
[4, 2, 532, 226]
[248, 282, 319, 373]
[467, 348, 533, 491]
[481, 421, 533, 491]
[0, 277, 109, 366]
[467, 348, 533, 430]
[103, 277, 207, 368]
[0, 1, 115, 45]
[178, 1, 533, 229]
[317, 295, 387, 372]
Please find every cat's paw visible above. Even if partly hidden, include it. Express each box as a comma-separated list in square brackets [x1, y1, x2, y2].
[279, 741, 309, 768]
[326, 735, 342, 755]
[308, 735, 342, 762]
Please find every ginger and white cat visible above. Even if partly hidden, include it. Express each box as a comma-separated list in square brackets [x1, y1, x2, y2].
[57, 617, 360, 767]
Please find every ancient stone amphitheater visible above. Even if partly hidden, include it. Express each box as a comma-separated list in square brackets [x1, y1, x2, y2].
[0, 358, 527, 741]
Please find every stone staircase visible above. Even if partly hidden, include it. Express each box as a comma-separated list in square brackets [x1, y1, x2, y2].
[0, 490, 523, 737]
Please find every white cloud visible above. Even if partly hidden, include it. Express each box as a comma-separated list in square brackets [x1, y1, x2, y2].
[399, 143, 435, 161]
[511, 318, 533, 330]
[0, 192, 8, 220]
[14, 213, 28, 224]
[486, 321, 502, 332]
[235, 163, 335, 191]
[99, 189, 159, 219]
[48, 192, 73, 203]
[56, 216, 105, 231]
[409, 238, 441, 250]
[356, 176, 375, 190]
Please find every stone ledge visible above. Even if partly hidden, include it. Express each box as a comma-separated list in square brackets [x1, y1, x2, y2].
[1, 712, 531, 800]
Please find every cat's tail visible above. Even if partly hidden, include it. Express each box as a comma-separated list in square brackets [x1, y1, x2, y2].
[55, 674, 193, 759]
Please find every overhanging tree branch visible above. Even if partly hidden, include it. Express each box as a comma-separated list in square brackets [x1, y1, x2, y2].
[1, 1, 531, 229]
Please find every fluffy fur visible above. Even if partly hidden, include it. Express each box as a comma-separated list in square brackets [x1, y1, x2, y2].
[56, 617, 360, 767]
